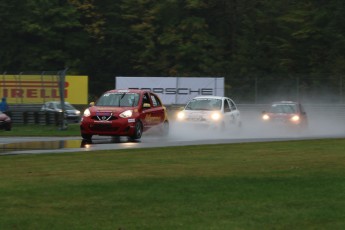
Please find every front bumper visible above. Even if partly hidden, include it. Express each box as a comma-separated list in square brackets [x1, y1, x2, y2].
[80, 118, 137, 136]
[176, 119, 222, 130]
[262, 119, 305, 129]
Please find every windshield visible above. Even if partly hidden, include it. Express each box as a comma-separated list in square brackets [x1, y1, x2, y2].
[96, 93, 140, 107]
[56, 103, 75, 110]
[185, 98, 221, 111]
[270, 104, 297, 114]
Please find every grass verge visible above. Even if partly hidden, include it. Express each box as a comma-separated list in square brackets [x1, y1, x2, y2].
[0, 139, 345, 229]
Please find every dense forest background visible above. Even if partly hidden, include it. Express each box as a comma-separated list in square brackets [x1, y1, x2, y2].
[1, 0, 345, 103]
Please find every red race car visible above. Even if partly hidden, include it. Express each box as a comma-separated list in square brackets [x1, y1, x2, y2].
[80, 89, 169, 140]
[261, 101, 308, 130]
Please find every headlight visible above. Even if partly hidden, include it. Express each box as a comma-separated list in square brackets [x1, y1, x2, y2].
[211, 112, 221, 121]
[76, 111, 81, 115]
[83, 108, 91, 117]
[119, 110, 133, 118]
[262, 114, 270, 120]
[291, 115, 300, 122]
[177, 111, 185, 120]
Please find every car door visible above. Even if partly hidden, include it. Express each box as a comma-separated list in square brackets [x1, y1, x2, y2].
[140, 92, 157, 129]
[223, 99, 235, 126]
[298, 103, 308, 126]
[148, 92, 165, 126]
[228, 99, 241, 125]
[46, 102, 55, 112]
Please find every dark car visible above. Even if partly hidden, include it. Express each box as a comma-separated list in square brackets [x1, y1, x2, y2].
[262, 101, 308, 129]
[41, 101, 81, 123]
[80, 89, 169, 140]
[0, 111, 11, 131]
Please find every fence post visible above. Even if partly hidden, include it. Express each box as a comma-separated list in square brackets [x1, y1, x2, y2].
[23, 111, 28, 124]
[58, 68, 68, 130]
[254, 77, 258, 103]
[34, 112, 39, 124]
[296, 77, 300, 101]
[340, 75, 343, 104]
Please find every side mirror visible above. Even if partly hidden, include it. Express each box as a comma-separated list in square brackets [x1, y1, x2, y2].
[143, 103, 151, 108]
[89, 102, 95, 107]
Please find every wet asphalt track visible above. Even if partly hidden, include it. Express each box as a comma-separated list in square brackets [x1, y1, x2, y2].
[1, 118, 345, 155]
[0, 135, 310, 156]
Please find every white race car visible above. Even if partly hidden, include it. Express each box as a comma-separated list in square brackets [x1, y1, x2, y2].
[176, 96, 241, 132]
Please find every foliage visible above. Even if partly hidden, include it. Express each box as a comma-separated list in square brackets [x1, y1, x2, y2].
[1, 0, 345, 97]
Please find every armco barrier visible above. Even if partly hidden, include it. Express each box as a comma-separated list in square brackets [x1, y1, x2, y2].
[7, 111, 61, 125]
[7, 104, 76, 126]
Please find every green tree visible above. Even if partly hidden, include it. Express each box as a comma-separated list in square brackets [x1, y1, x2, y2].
[120, 0, 223, 76]
[0, 0, 88, 71]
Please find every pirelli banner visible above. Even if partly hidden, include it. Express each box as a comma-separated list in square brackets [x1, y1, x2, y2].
[116, 76, 224, 105]
[0, 75, 88, 104]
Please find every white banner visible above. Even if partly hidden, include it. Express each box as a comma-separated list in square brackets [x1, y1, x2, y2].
[116, 76, 224, 105]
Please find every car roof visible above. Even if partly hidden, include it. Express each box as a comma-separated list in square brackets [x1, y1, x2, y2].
[272, 101, 298, 105]
[192, 96, 227, 100]
[105, 89, 150, 94]
[44, 101, 71, 104]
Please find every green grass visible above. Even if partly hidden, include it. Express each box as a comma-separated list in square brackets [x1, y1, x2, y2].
[0, 123, 80, 136]
[1, 139, 345, 229]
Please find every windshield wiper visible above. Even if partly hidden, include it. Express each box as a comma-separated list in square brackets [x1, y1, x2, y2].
[118, 93, 126, 106]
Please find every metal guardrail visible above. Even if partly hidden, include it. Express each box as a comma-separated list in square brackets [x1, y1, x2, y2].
[6, 111, 62, 125]
[7, 104, 83, 125]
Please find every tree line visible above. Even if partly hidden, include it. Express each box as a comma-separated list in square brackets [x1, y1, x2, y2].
[1, 0, 345, 101]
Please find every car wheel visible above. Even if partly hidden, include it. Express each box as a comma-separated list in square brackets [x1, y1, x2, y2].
[131, 121, 143, 140]
[161, 121, 169, 136]
[5, 125, 11, 131]
[82, 134, 92, 140]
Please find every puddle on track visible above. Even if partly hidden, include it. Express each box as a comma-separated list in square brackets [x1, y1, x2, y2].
[0, 137, 140, 154]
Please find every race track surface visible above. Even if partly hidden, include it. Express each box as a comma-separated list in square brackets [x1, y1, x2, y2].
[1, 117, 345, 155]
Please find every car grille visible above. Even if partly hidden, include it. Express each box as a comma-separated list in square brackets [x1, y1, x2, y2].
[91, 115, 117, 121]
[89, 123, 118, 131]
[271, 117, 288, 122]
[186, 117, 206, 122]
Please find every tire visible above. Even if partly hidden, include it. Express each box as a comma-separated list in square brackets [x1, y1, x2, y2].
[237, 120, 242, 128]
[161, 121, 169, 136]
[219, 121, 226, 133]
[130, 121, 143, 140]
[82, 134, 92, 140]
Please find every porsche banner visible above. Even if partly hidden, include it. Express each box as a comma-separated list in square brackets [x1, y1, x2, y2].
[116, 76, 224, 105]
